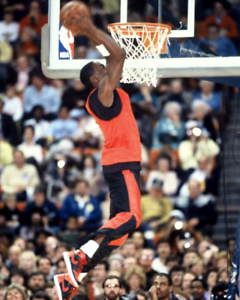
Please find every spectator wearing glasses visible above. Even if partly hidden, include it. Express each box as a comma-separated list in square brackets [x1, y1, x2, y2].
[139, 248, 157, 289]
[169, 265, 185, 294]
[102, 276, 121, 300]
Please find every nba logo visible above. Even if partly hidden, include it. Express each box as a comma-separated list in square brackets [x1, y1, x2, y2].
[59, 22, 74, 59]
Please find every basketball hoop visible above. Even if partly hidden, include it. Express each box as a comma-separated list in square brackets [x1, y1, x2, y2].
[108, 23, 171, 87]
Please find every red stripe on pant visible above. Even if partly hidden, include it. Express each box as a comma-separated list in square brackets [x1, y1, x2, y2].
[99, 170, 142, 247]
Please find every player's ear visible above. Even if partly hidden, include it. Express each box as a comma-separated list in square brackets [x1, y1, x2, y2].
[90, 74, 98, 86]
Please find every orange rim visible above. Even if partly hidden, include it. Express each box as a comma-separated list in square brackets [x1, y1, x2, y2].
[107, 22, 171, 36]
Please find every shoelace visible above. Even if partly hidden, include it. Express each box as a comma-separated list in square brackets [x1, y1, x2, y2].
[65, 287, 77, 300]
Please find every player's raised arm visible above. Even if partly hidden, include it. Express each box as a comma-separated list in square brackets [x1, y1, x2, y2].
[77, 17, 126, 106]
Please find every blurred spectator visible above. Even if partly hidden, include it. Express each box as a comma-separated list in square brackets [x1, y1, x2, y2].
[179, 120, 220, 170]
[91, 0, 108, 31]
[62, 79, 90, 111]
[205, 268, 218, 300]
[0, 194, 22, 231]
[146, 154, 178, 196]
[108, 254, 123, 275]
[202, 1, 238, 39]
[92, 261, 109, 298]
[19, 1, 48, 36]
[45, 236, 59, 264]
[18, 126, 43, 165]
[24, 105, 50, 143]
[152, 102, 185, 150]
[190, 278, 207, 300]
[18, 250, 37, 276]
[60, 216, 79, 249]
[124, 265, 146, 296]
[131, 231, 145, 259]
[182, 272, 196, 296]
[122, 257, 138, 275]
[1, 150, 40, 201]
[27, 271, 45, 294]
[121, 239, 137, 258]
[0, 98, 18, 146]
[215, 251, 228, 270]
[193, 81, 221, 112]
[55, 258, 67, 275]
[23, 185, 59, 229]
[0, 139, 13, 168]
[152, 238, 170, 273]
[178, 155, 219, 198]
[217, 268, 228, 283]
[59, 179, 102, 232]
[202, 23, 238, 56]
[2, 85, 23, 122]
[175, 179, 217, 235]
[170, 265, 185, 294]
[0, 10, 19, 43]
[49, 106, 79, 141]
[189, 257, 205, 277]
[139, 248, 157, 289]
[36, 257, 53, 281]
[23, 69, 61, 120]
[141, 179, 172, 230]
[191, 101, 217, 141]
[183, 251, 199, 269]
[5, 245, 22, 270]
[9, 268, 27, 286]
[102, 276, 121, 300]
[5, 53, 32, 93]
[3, 284, 28, 300]
[16, 27, 39, 57]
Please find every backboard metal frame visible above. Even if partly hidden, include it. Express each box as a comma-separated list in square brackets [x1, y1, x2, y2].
[41, 0, 240, 79]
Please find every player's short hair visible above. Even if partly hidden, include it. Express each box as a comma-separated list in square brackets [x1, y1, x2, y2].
[80, 62, 94, 90]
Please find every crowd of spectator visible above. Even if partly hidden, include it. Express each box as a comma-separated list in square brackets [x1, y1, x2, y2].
[0, 0, 240, 299]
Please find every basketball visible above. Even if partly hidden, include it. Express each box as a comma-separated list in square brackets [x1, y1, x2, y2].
[60, 1, 90, 34]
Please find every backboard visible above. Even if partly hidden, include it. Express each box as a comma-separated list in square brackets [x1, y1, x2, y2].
[41, 0, 240, 82]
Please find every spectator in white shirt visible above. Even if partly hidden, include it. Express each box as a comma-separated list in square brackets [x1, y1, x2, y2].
[18, 125, 43, 165]
[3, 85, 23, 121]
[146, 154, 178, 196]
[0, 10, 19, 43]
[24, 105, 50, 144]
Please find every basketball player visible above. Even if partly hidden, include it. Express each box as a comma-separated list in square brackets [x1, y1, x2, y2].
[54, 14, 142, 300]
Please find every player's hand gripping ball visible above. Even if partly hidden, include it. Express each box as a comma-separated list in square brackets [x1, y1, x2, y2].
[60, 1, 91, 35]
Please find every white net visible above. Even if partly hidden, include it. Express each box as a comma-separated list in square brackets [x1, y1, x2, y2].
[108, 23, 170, 87]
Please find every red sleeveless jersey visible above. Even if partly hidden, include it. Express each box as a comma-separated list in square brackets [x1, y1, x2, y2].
[85, 88, 142, 166]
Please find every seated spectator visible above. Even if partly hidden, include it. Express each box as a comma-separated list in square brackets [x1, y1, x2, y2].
[0, 98, 18, 146]
[4, 284, 28, 300]
[18, 250, 37, 276]
[141, 179, 172, 230]
[148, 273, 176, 300]
[131, 231, 145, 259]
[49, 106, 79, 141]
[215, 251, 228, 270]
[179, 120, 220, 170]
[36, 257, 53, 281]
[55, 258, 67, 275]
[9, 268, 27, 286]
[217, 269, 228, 283]
[202, 23, 238, 56]
[0, 194, 22, 231]
[121, 239, 137, 258]
[205, 268, 218, 300]
[27, 271, 46, 294]
[1, 150, 40, 201]
[59, 179, 102, 232]
[178, 155, 219, 198]
[5, 53, 32, 93]
[0, 10, 19, 44]
[19, 1, 48, 36]
[0, 139, 13, 168]
[3, 85, 23, 122]
[122, 256, 138, 275]
[169, 265, 185, 294]
[45, 236, 60, 264]
[201, 1, 238, 39]
[23, 185, 59, 229]
[175, 179, 217, 236]
[138, 248, 157, 289]
[183, 251, 199, 269]
[18, 126, 43, 165]
[23, 69, 61, 120]
[190, 278, 207, 300]
[24, 105, 50, 143]
[152, 238, 170, 273]
[108, 255, 123, 275]
[193, 80, 221, 112]
[152, 102, 185, 150]
[62, 78, 90, 111]
[5, 245, 22, 270]
[182, 272, 196, 296]
[124, 265, 146, 296]
[191, 100, 217, 141]
[91, 261, 108, 299]
[16, 27, 39, 58]
[146, 154, 178, 196]
[60, 216, 80, 249]
[165, 255, 181, 272]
